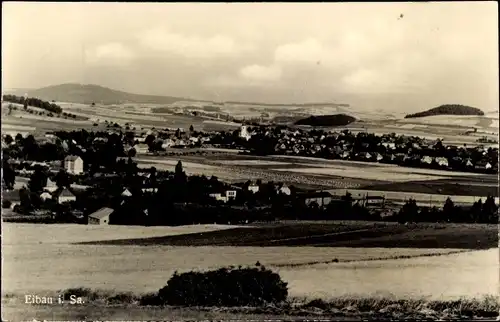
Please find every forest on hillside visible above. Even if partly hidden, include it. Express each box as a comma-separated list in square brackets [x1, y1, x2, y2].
[405, 104, 484, 118]
[294, 114, 357, 126]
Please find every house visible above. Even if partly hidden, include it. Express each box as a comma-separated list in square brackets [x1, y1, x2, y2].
[300, 191, 334, 208]
[239, 126, 251, 141]
[175, 139, 187, 147]
[475, 160, 492, 171]
[40, 191, 52, 201]
[134, 143, 149, 154]
[93, 137, 107, 143]
[382, 142, 396, 150]
[134, 136, 146, 143]
[421, 156, 433, 165]
[226, 190, 237, 200]
[44, 178, 58, 193]
[435, 157, 449, 167]
[363, 195, 386, 208]
[209, 193, 227, 203]
[121, 189, 132, 197]
[248, 182, 260, 193]
[64, 155, 84, 175]
[162, 139, 175, 149]
[88, 207, 114, 225]
[54, 188, 76, 204]
[277, 184, 291, 196]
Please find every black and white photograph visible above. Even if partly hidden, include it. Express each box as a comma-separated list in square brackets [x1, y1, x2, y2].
[1, 2, 499, 321]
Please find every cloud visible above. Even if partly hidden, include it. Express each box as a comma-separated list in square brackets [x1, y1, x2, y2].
[274, 38, 325, 64]
[138, 27, 253, 59]
[85, 43, 135, 66]
[239, 64, 282, 82]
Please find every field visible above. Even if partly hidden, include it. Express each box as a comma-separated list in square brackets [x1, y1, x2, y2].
[2, 222, 497, 301]
[80, 221, 498, 249]
[134, 153, 498, 198]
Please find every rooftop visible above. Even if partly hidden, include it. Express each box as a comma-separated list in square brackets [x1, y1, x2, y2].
[64, 155, 81, 161]
[89, 207, 114, 220]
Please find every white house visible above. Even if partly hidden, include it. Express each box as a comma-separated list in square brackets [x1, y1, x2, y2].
[134, 136, 146, 143]
[248, 183, 260, 193]
[278, 184, 291, 196]
[226, 190, 237, 200]
[54, 188, 76, 204]
[64, 155, 83, 175]
[341, 151, 350, 159]
[121, 189, 132, 197]
[209, 193, 227, 203]
[382, 142, 396, 150]
[435, 157, 449, 167]
[45, 178, 58, 193]
[162, 139, 175, 149]
[209, 190, 237, 203]
[88, 207, 114, 225]
[421, 156, 433, 165]
[240, 126, 251, 141]
[134, 143, 149, 154]
[40, 191, 52, 201]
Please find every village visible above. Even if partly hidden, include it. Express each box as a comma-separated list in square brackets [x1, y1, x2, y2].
[2, 124, 498, 226]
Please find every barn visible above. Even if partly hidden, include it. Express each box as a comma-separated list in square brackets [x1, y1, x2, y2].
[88, 207, 114, 225]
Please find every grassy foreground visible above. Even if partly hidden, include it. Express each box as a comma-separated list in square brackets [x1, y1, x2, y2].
[2, 289, 499, 321]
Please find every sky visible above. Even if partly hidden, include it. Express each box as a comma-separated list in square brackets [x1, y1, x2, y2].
[2, 2, 498, 112]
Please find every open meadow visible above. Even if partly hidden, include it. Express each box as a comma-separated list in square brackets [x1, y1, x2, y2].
[2, 222, 497, 302]
[134, 153, 498, 198]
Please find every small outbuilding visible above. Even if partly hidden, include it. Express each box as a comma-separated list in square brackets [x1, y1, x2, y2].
[88, 207, 114, 225]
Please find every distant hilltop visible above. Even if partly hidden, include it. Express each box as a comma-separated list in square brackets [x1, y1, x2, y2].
[294, 114, 357, 127]
[225, 101, 350, 108]
[405, 104, 485, 119]
[7, 84, 204, 105]
[5, 83, 347, 107]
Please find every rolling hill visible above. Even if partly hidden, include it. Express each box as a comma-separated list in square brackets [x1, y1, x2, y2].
[8, 84, 206, 105]
[405, 104, 485, 119]
[6, 84, 351, 110]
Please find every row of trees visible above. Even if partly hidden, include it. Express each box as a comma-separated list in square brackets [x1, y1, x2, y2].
[388, 196, 498, 224]
[3, 94, 63, 114]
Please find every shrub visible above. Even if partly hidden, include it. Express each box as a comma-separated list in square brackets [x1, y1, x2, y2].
[158, 265, 288, 306]
[107, 292, 135, 304]
[2, 200, 12, 208]
[139, 292, 163, 306]
[61, 287, 94, 302]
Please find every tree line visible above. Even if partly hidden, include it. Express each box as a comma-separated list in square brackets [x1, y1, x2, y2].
[3, 94, 63, 114]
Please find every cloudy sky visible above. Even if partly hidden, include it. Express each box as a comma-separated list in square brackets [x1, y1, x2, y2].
[2, 2, 498, 111]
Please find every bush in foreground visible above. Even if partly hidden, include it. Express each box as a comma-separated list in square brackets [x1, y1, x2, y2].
[157, 265, 288, 306]
[2, 200, 12, 208]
